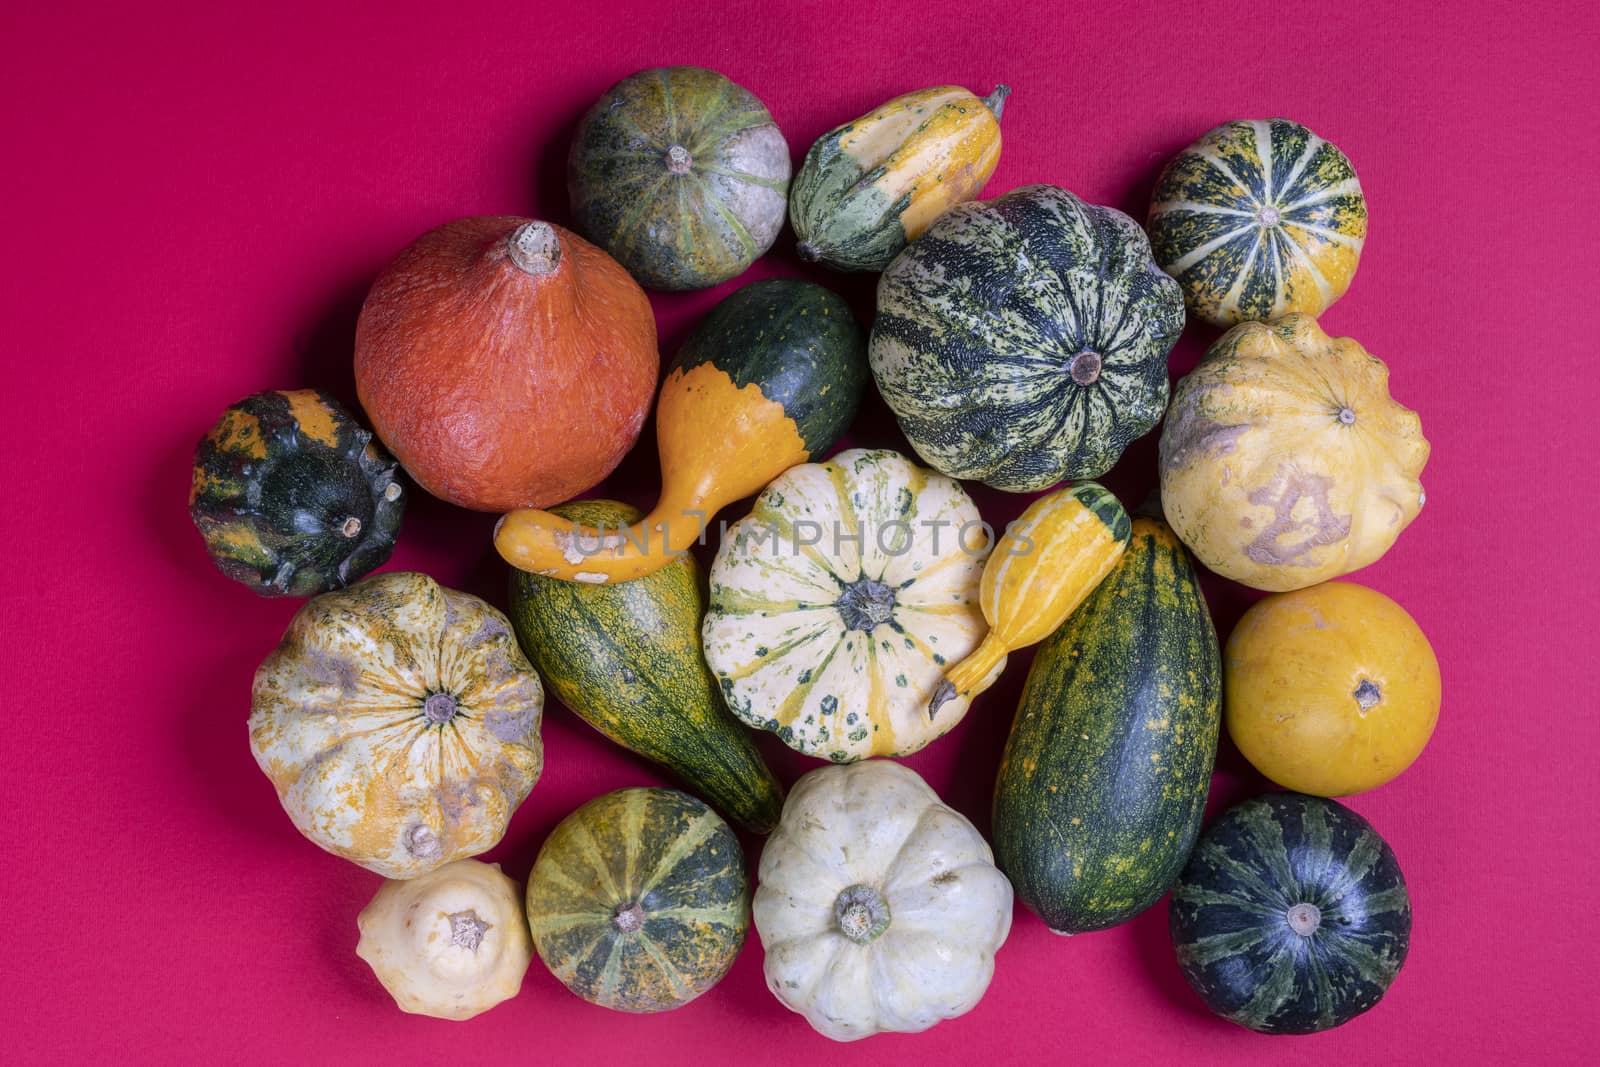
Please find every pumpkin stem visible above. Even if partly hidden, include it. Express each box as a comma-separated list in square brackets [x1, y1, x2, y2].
[796, 241, 821, 263]
[611, 902, 646, 934]
[664, 144, 694, 175]
[1069, 350, 1102, 387]
[507, 221, 562, 275]
[1353, 678, 1382, 712]
[983, 84, 1011, 121]
[836, 578, 897, 632]
[1286, 902, 1322, 937]
[446, 909, 491, 952]
[423, 692, 458, 724]
[340, 516, 363, 538]
[833, 884, 891, 944]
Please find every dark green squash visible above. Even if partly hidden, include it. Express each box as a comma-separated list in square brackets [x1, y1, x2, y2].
[188, 388, 404, 597]
[507, 499, 783, 831]
[1170, 792, 1412, 1034]
[870, 183, 1186, 490]
[569, 66, 790, 290]
[992, 515, 1221, 933]
[526, 787, 749, 1013]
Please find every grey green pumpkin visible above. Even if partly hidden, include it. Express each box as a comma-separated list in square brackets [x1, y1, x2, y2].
[506, 499, 784, 832]
[1170, 792, 1412, 1034]
[870, 184, 1186, 490]
[1148, 118, 1367, 327]
[525, 787, 749, 1013]
[189, 388, 404, 597]
[568, 66, 789, 290]
[992, 515, 1221, 932]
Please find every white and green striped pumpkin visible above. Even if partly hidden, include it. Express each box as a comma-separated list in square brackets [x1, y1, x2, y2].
[1148, 118, 1367, 327]
[870, 184, 1186, 491]
[702, 448, 994, 762]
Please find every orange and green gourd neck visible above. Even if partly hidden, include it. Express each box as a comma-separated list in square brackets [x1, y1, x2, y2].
[930, 482, 1130, 714]
[494, 279, 865, 584]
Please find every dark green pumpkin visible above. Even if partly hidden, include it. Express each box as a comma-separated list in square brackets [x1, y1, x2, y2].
[993, 516, 1220, 933]
[1170, 792, 1412, 1034]
[526, 787, 749, 1013]
[188, 389, 404, 597]
[569, 66, 790, 291]
[507, 499, 784, 832]
[870, 183, 1186, 490]
[672, 277, 868, 457]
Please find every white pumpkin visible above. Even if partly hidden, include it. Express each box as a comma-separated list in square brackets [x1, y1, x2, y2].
[754, 761, 1013, 1041]
[249, 572, 545, 878]
[703, 448, 995, 762]
[356, 859, 532, 1020]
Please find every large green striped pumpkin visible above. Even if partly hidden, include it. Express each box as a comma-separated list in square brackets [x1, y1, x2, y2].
[1148, 118, 1367, 327]
[568, 66, 790, 291]
[525, 788, 749, 1013]
[1169, 792, 1412, 1034]
[870, 184, 1186, 490]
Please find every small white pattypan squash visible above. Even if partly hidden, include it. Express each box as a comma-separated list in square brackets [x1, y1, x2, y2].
[357, 859, 532, 1019]
[753, 760, 1013, 1040]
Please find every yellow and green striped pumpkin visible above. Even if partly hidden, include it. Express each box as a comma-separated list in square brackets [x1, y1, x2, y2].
[1147, 118, 1367, 327]
[525, 788, 749, 1013]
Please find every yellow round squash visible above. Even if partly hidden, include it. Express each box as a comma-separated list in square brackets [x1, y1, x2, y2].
[249, 572, 546, 877]
[1159, 314, 1429, 591]
[1225, 581, 1440, 795]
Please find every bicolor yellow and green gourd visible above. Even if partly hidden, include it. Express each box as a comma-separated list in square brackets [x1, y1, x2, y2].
[790, 84, 1009, 272]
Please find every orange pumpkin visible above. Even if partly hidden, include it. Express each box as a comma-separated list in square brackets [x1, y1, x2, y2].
[1224, 581, 1440, 796]
[355, 216, 658, 512]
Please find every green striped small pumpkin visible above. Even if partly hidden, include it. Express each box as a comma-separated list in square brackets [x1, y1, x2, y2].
[526, 788, 749, 1013]
[1170, 792, 1412, 1034]
[1148, 118, 1367, 327]
[568, 66, 790, 291]
[870, 184, 1186, 490]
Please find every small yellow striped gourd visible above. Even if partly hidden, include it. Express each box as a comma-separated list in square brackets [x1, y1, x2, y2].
[931, 483, 1131, 714]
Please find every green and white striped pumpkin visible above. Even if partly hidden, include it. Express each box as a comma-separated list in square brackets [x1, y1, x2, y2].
[870, 184, 1186, 491]
[1169, 792, 1411, 1034]
[703, 448, 994, 762]
[525, 787, 749, 1013]
[1148, 118, 1367, 327]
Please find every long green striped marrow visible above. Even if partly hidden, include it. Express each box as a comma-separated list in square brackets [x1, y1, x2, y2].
[992, 515, 1221, 932]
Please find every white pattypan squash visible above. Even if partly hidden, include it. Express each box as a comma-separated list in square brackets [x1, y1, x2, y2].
[249, 572, 545, 878]
[703, 448, 995, 762]
[356, 858, 532, 1020]
[754, 761, 1013, 1041]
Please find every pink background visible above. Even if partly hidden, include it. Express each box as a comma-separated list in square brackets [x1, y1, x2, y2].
[3, 1, 1595, 1062]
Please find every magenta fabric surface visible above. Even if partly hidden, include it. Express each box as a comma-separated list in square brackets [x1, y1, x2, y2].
[2, 1, 1594, 1062]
